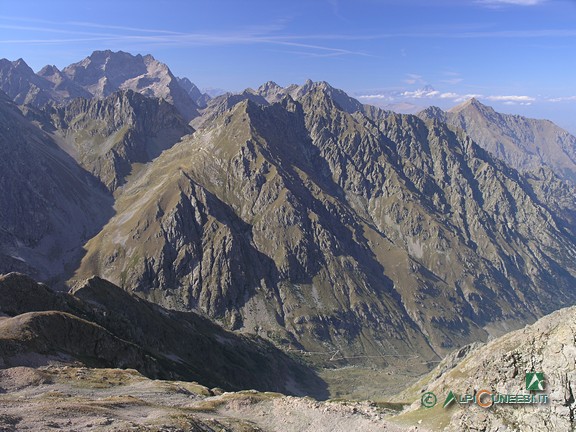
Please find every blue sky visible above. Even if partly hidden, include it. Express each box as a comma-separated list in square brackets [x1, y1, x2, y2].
[1, 0, 576, 132]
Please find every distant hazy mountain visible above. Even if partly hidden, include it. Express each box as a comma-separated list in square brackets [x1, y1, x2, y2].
[203, 87, 228, 98]
[419, 98, 576, 183]
[176, 76, 211, 108]
[61, 50, 200, 121]
[0, 58, 57, 107]
[73, 80, 576, 368]
[381, 102, 424, 114]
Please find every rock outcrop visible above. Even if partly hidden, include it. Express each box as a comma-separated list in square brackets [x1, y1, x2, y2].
[395, 305, 576, 431]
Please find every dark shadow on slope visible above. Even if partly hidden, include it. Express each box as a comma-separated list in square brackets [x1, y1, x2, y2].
[0, 91, 115, 288]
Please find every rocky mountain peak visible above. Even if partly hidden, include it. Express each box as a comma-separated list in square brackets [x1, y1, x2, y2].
[11, 58, 34, 73]
[37, 64, 61, 77]
[287, 79, 364, 114]
[0, 57, 57, 107]
[37, 64, 92, 100]
[256, 80, 285, 103]
[62, 50, 149, 93]
[258, 80, 281, 93]
[448, 97, 495, 115]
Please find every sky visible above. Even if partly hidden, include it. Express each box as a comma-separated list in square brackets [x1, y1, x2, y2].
[1, 0, 576, 132]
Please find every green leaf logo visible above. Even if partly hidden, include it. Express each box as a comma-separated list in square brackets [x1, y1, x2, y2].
[443, 390, 456, 408]
[526, 372, 545, 391]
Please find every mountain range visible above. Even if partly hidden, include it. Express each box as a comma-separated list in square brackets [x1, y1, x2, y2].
[1, 50, 576, 418]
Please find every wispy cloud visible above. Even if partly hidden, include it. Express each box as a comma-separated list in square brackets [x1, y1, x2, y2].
[401, 88, 440, 98]
[547, 96, 576, 102]
[358, 88, 540, 107]
[0, 15, 370, 58]
[439, 92, 460, 99]
[4, 13, 575, 55]
[477, 0, 546, 6]
[485, 95, 535, 102]
[357, 94, 395, 101]
[64, 21, 187, 35]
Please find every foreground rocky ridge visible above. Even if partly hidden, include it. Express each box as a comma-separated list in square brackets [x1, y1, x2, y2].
[0, 273, 326, 397]
[394, 304, 576, 431]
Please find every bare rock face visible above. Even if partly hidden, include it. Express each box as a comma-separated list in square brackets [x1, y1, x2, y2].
[62, 50, 200, 121]
[74, 81, 576, 369]
[191, 88, 270, 129]
[419, 99, 576, 184]
[47, 89, 193, 191]
[524, 166, 576, 237]
[396, 305, 576, 431]
[0, 272, 327, 397]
